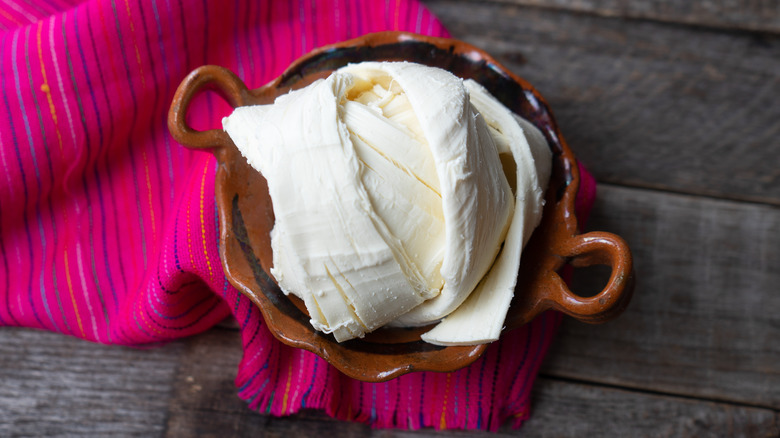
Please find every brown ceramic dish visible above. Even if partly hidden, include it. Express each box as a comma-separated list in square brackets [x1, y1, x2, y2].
[168, 32, 634, 382]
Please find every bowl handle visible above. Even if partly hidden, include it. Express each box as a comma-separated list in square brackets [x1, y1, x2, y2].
[168, 65, 249, 150]
[548, 231, 634, 323]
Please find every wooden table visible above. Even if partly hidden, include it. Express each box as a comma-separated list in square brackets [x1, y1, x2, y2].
[2, 1, 778, 436]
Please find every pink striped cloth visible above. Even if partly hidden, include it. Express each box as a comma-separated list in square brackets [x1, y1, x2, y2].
[0, 0, 595, 431]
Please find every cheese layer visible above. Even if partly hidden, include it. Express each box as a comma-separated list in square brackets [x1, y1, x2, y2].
[223, 62, 549, 344]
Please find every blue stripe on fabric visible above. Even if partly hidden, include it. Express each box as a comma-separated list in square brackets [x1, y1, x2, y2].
[0, 33, 21, 327]
[66, 11, 112, 341]
[136, 0, 167, 211]
[239, 359, 270, 392]
[144, 295, 221, 330]
[85, 7, 126, 296]
[110, 0, 147, 269]
[149, 0, 175, 200]
[300, 356, 319, 408]
[15, 28, 45, 328]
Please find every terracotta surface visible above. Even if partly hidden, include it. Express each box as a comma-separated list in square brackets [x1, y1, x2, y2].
[168, 32, 634, 382]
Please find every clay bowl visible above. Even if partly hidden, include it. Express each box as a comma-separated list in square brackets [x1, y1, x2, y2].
[168, 32, 634, 382]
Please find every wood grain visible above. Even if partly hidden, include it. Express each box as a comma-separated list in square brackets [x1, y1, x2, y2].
[544, 184, 780, 408]
[0, 328, 184, 437]
[1, 321, 776, 436]
[524, 378, 779, 438]
[423, 0, 780, 204]
[162, 328, 779, 437]
[2, 2, 779, 436]
[491, 0, 780, 33]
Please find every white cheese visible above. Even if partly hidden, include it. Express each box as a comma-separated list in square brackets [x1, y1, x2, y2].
[222, 61, 550, 345]
[341, 62, 513, 327]
[419, 80, 552, 345]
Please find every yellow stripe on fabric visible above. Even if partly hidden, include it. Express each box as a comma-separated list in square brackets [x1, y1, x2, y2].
[62, 250, 84, 336]
[123, 0, 146, 90]
[199, 162, 214, 282]
[124, 0, 156, 243]
[142, 149, 157, 240]
[186, 182, 195, 269]
[281, 360, 293, 414]
[440, 374, 450, 429]
[36, 22, 63, 155]
[0, 8, 24, 27]
[98, 0, 155, 337]
[139, 291, 164, 337]
[37, 21, 84, 337]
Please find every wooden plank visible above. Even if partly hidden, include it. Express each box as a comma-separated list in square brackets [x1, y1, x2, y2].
[491, 0, 780, 33]
[524, 378, 779, 437]
[542, 184, 780, 408]
[0, 327, 183, 437]
[163, 327, 376, 437]
[423, 1, 780, 204]
[163, 328, 779, 437]
[1, 323, 775, 436]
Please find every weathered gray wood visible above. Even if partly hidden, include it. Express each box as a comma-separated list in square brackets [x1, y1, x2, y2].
[423, 1, 780, 204]
[0, 327, 184, 437]
[544, 184, 780, 408]
[523, 378, 779, 438]
[1, 321, 776, 436]
[2, 3, 779, 436]
[491, 0, 780, 33]
[162, 328, 779, 437]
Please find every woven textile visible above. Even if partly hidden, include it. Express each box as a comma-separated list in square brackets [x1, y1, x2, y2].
[0, 0, 594, 430]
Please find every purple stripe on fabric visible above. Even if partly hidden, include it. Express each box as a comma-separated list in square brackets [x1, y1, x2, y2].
[63, 11, 113, 340]
[506, 324, 534, 411]
[239, 358, 269, 392]
[453, 364, 460, 417]
[487, 339, 504, 430]
[15, 28, 46, 329]
[146, 292, 214, 321]
[149, 0, 175, 203]
[241, 0, 254, 80]
[417, 373, 425, 425]
[233, 0, 244, 78]
[109, 0, 147, 269]
[200, 0, 214, 125]
[86, 7, 127, 294]
[414, 2, 423, 33]
[0, 204, 8, 324]
[20, 0, 52, 18]
[0, 34, 21, 327]
[404, 0, 412, 31]
[132, 308, 156, 340]
[354, 0, 364, 37]
[74, 9, 120, 318]
[370, 385, 377, 423]
[175, 0, 190, 69]
[136, 0, 168, 219]
[172, 206, 185, 273]
[200, 0, 208, 64]
[477, 342, 493, 428]
[300, 356, 319, 408]
[240, 295, 256, 330]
